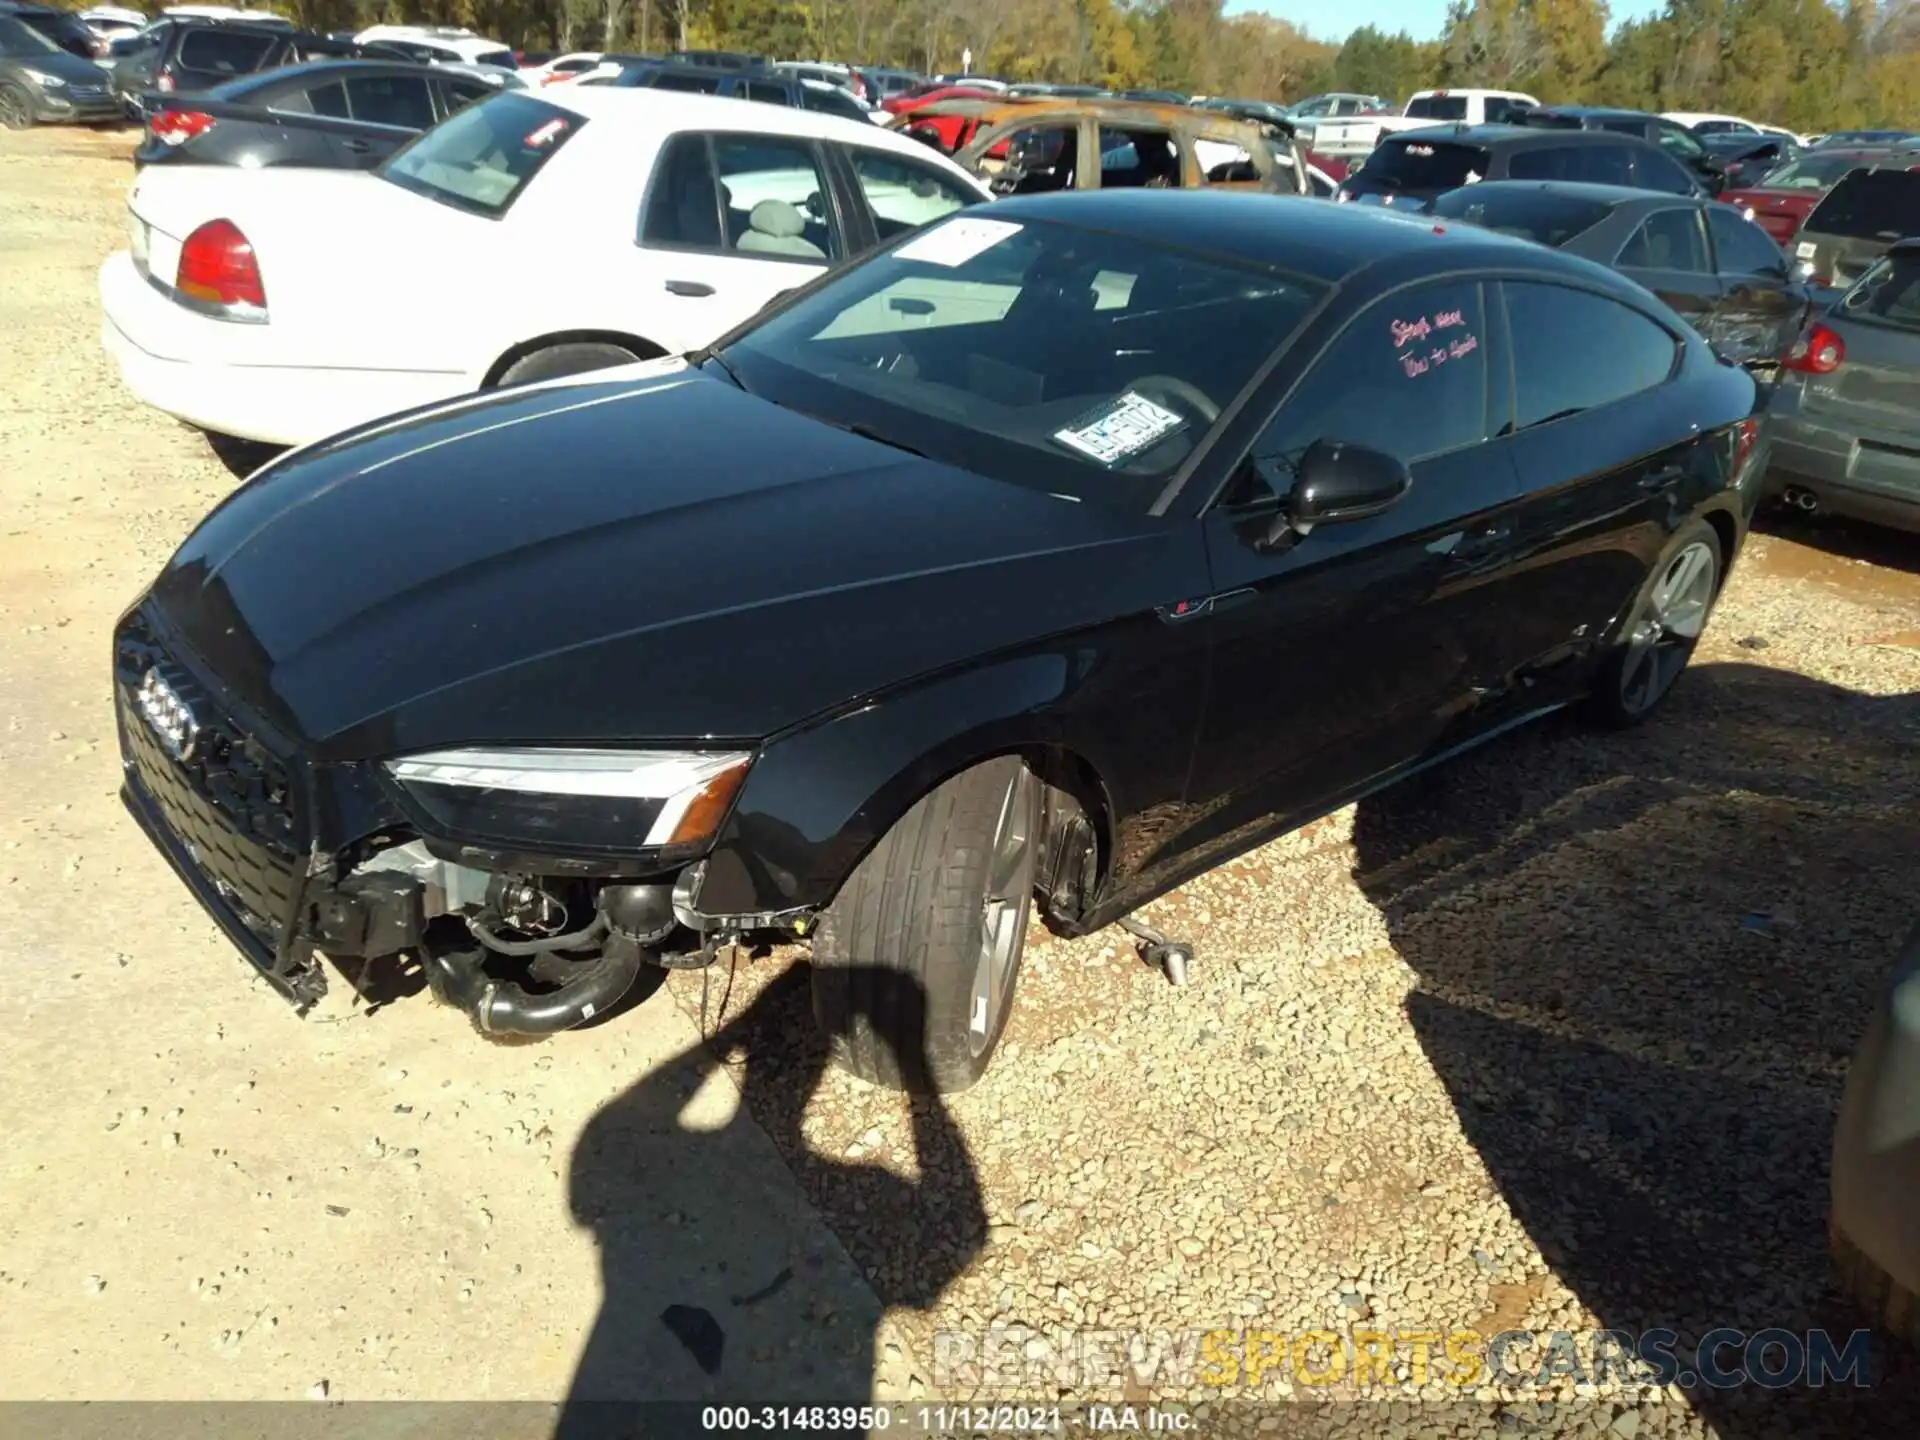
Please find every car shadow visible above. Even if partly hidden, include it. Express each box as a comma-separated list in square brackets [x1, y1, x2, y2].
[1351, 661, 1920, 1430]
[201, 428, 286, 481]
[557, 962, 983, 1433]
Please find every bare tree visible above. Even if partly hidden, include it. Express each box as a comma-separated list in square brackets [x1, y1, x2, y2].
[1442, 0, 1548, 87]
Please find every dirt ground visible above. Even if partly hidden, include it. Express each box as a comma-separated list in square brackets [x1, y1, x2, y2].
[6, 125, 1920, 1437]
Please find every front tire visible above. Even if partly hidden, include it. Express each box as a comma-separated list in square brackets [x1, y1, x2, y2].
[494, 342, 641, 388]
[1585, 519, 1723, 728]
[0, 83, 35, 131]
[811, 757, 1039, 1093]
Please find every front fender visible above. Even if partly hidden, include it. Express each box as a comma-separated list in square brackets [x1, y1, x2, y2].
[693, 620, 1207, 918]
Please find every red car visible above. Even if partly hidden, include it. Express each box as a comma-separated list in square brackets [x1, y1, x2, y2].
[1721, 147, 1920, 245]
[881, 83, 995, 119]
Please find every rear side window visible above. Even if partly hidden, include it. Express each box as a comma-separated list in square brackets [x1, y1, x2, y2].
[472, 48, 515, 69]
[1503, 282, 1678, 430]
[1430, 187, 1613, 247]
[1361, 140, 1490, 191]
[176, 29, 277, 75]
[345, 74, 434, 130]
[1599, 119, 1647, 138]
[1509, 144, 1632, 186]
[1630, 147, 1699, 195]
[1617, 208, 1710, 272]
[802, 84, 868, 123]
[1805, 169, 1920, 240]
[1484, 97, 1532, 124]
[1404, 94, 1467, 121]
[1839, 256, 1920, 331]
[1707, 206, 1787, 274]
[379, 92, 582, 218]
[745, 80, 788, 105]
[1656, 122, 1707, 160]
[649, 70, 722, 93]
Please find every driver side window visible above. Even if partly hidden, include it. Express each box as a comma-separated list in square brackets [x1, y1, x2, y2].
[1235, 280, 1488, 501]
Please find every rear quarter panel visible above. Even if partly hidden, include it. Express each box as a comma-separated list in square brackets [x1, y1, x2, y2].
[123, 137, 657, 380]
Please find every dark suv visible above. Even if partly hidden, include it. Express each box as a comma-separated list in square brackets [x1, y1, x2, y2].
[107, 18, 352, 116]
[1520, 105, 1728, 195]
[610, 61, 873, 123]
[1339, 124, 1706, 210]
[0, 6, 115, 127]
[0, 1, 96, 59]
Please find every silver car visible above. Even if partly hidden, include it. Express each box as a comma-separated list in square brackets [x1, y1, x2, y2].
[1766, 238, 1920, 532]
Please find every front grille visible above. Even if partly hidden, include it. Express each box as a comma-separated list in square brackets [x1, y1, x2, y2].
[69, 86, 107, 100]
[115, 621, 304, 948]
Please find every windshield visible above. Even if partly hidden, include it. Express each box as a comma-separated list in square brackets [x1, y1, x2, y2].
[1804, 168, 1920, 240]
[1430, 187, 1614, 247]
[1352, 139, 1489, 193]
[1762, 154, 1879, 191]
[1404, 94, 1467, 121]
[380, 92, 582, 218]
[718, 214, 1326, 513]
[0, 15, 62, 56]
[1839, 256, 1920, 332]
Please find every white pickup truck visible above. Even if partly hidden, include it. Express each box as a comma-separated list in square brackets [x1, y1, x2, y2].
[1306, 88, 1540, 161]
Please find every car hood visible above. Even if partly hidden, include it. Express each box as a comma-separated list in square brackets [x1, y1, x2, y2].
[146, 363, 1187, 759]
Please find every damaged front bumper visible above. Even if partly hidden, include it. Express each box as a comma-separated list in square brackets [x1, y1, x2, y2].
[114, 609, 810, 1032]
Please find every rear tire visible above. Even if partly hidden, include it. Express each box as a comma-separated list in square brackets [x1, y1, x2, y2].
[811, 757, 1039, 1093]
[495, 342, 642, 388]
[1584, 518, 1723, 728]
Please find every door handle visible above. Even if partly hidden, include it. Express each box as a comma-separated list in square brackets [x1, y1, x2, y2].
[664, 279, 715, 298]
[1639, 465, 1685, 491]
[342, 139, 372, 153]
[1451, 521, 1512, 559]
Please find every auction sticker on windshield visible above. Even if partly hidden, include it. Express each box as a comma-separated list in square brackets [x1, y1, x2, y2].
[1052, 391, 1188, 467]
[894, 216, 1023, 268]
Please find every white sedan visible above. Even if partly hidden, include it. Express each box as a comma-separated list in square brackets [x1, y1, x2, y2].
[99, 87, 991, 447]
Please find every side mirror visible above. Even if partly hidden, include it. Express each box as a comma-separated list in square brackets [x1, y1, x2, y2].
[1291, 439, 1411, 527]
[1254, 440, 1411, 548]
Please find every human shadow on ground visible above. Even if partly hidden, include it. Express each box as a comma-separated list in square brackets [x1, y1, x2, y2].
[1352, 662, 1920, 1435]
[555, 962, 984, 1437]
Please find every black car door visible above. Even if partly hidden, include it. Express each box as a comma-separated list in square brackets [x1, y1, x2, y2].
[1613, 204, 1722, 338]
[1492, 278, 1706, 697]
[1178, 276, 1524, 864]
[1705, 202, 1812, 364]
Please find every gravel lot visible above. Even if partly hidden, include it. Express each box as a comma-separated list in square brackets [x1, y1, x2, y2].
[6, 126, 1920, 1437]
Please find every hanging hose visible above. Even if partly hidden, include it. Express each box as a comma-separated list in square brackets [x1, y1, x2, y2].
[425, 925, 642, 1036]
[466, 911, 608, 957]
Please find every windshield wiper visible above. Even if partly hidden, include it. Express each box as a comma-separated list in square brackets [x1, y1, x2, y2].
[693, 347, 751, 394]
[818, 417, 927, 458]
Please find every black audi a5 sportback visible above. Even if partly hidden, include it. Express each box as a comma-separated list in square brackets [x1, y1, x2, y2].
[115, 192, 1769, 1091]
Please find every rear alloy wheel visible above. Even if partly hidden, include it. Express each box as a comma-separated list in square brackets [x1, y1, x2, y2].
[0, 84, 34, 131]
[1588, 519, 1723, 726]
[495, 342, 642, 388]
[811, 756, 1039, 1093]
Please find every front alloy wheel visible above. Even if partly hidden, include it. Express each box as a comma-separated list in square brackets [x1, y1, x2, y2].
[812, 756, 1040, 1092]
[0, 84, 34, 131]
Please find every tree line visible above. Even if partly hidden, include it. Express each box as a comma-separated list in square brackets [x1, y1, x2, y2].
[273, 0, 1920, 130]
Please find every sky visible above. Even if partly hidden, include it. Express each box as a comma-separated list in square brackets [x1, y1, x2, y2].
[1224, 0, 1669, 45]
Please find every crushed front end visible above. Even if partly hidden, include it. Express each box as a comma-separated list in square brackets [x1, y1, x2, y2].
[113, 607, 803, 1034]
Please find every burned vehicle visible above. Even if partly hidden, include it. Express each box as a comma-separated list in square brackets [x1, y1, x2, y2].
[116, 193, 1765, 1092]
[894, 94, 1310, 196]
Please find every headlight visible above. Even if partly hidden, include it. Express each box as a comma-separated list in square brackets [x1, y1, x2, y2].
[22, 69, 66, 89]
[385, 747, 752, 854]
